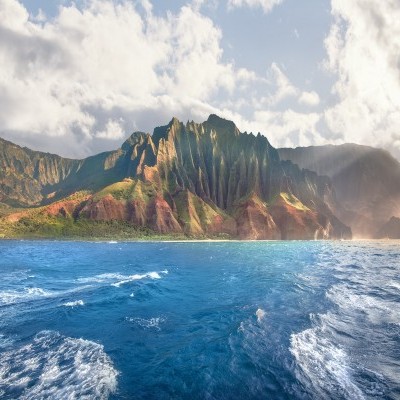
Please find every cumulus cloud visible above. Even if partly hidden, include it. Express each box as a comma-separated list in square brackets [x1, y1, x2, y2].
[227, 0, 283, 14]
[0, 0, 324, 158]
[96, 119, 125, 139]
[298, 91, 320, 107]
[0, 0, 257, 156]
[264, 63, 299, 105]
[2, 0, 397, 160]
[253, 109, 322, 147]
[323, 0, 400, 155]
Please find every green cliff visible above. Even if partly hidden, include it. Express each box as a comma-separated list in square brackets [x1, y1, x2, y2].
[0, 115, 352, 240]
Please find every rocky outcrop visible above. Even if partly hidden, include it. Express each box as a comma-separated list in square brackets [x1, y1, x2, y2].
[81, 195, 128, 221]
[80, 185, 182, 234]
[173, 190, 236, 236]
[146, 196, 182, 234]
[233, 194, 280, 239]
[0, 137, 81, 206]
[269, 192, 350, 240]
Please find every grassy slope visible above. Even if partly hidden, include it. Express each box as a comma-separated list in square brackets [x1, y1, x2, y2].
[273, 192, 310, 211]
[3, 189, 311, 241]
[0, 189, 313, 240]
[0, 185, 231, 240]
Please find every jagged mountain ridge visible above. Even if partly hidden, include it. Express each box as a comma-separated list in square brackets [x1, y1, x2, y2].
[278, 144, 400, 237]
[0, 136, 129, 206]
[0, 115, 351, 239]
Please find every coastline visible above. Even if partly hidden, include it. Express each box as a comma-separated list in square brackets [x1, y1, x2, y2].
[0, 236, 395, 243]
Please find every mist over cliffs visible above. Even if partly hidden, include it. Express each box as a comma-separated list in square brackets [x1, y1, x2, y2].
[0, 114, 396, 239]
[279, 145, 400, 238]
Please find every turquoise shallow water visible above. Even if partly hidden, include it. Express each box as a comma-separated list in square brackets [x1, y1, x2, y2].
[0, 240, 399, 399]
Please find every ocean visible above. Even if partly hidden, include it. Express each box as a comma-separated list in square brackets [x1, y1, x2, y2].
[0, 240, 399, 399]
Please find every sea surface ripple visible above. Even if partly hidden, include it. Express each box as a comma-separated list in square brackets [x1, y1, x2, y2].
[0, 240, 399, 399]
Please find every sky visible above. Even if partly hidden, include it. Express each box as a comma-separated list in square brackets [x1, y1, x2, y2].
[0, 0, 399, 159]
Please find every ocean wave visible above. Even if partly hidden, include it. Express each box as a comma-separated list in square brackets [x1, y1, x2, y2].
[112, 272, 163, 287]
[77, 273, 127, 283]
[290, 275, 396, 399]
[0, 287, 53, 306]
[0, 330, 118, 400]
[126, 317, 165, 331]
[327, 284, 400, 326]
[0, 334, 14, 349]
[255, 308, 266, 322]
[62, 300, 85, 307]
[0, 285, 93, 307]
[78, 270, 168, 288]
[0, 269, 35, 283]
[387, 280, 400, 293]
[290, 325, 365, 400]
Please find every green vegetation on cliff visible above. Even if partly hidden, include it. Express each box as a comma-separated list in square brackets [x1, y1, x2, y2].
[0, 115, 354, 240]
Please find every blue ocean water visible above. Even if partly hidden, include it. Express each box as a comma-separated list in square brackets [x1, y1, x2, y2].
[0, 240, 399, 400]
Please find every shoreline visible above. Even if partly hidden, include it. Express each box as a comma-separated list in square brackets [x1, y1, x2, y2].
[0, 237, 397, 243]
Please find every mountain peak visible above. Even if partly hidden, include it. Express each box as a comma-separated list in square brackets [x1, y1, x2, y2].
[206, 114, 239, 135]
[121, 131, 147, 151]
[169, 116, 181, 126]
[207, 114, 233, 125]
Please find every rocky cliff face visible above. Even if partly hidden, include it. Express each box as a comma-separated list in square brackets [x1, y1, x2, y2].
[375, 217, 400, 239]
[0, 115, 351, 239]
[0, 137, 80, 206]
[279, 144, 400, 238]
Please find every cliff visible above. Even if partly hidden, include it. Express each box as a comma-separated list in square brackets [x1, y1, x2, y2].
[375, 217, 400, 239]
[0, 115, 351, 240]
[278, 144, 400, 238]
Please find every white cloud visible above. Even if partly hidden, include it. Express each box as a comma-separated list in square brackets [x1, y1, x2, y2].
[0, 0, 323, 158]
[4, 0, 397, 161]
[0, 0, 28, 30]
[0, 0, 256, 156]
[96, 119, 125, 139]
[323, 0, 400, 155]
[264, 63, 299, 105]
[253, 109, 323, 147]
[227, 0, 283, 14]
[298, 91, 320, 107]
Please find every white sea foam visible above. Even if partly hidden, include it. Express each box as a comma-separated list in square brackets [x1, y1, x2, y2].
[0, 285, 93, 307]
[327, 284, 400, 325]
[148, 271, 162, 279]
[387, 280, 400, 292]
[108, 241, 118, 244]
[111, 271, 166, 287]
[255, 308, 266, 322]
[290, 277, 397, 399]
[111, 272, 161, 287]
[77, 270, 167, 288]
[77, 273, 126, 283]
[126, 317, 165, 330]
[0, 287, 53, 306]
[62, 300, 85, 307]
[0, 334, 14, 349]
[290, 325, 365, 400]
[1, 269, 34, 282]
[0, 330, 118, 399]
